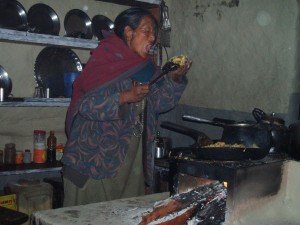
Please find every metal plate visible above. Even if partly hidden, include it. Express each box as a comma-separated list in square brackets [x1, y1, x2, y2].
[92, 15, 114, 40]
[0, 65, 12, 98]
[0, 0, 27, 31]
[27, 3, 60, 35]
[64, 9, 93, 39]
[34, 47, 82, 98]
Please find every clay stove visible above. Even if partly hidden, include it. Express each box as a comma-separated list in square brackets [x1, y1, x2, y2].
[168, 154, 286, 224]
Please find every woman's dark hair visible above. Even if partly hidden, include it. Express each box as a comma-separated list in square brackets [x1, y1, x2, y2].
[114, 7, 158, 41]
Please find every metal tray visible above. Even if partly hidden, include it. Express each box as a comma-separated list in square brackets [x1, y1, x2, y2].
[34, 47, 82, 98]
[0, 0, 28, 31]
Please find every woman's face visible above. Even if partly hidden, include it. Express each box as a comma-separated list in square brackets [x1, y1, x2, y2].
[125, 16, 156, 58]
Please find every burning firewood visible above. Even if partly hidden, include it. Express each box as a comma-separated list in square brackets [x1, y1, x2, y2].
[139, 182, 227, 225]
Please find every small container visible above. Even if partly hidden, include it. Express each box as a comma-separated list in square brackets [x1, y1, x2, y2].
[56, 144, 64, 161]
[33, 130, 46, 163]
[23, 149, 31, 164]
[15, 151, 24, 164]
[4, 143, 16, 164]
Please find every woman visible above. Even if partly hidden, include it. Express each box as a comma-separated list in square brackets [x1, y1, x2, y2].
[62, 7, 191, 206]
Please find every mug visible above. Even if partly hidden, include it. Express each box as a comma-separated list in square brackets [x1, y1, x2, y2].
[64, 72, 80, 98]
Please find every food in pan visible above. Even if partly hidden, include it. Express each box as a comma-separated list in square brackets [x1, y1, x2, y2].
[202, 141, 259, 148]
[170, 55, 188, 68]
[203, 142, 245, 148]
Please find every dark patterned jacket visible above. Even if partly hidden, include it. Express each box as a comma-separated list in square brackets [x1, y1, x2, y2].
[62, 69, 187, 186]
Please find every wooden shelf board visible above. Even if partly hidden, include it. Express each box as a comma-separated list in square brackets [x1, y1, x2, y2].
[0, 28, 98, 50]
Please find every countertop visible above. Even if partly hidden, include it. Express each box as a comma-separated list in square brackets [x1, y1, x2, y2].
[32, 192, 169, 225]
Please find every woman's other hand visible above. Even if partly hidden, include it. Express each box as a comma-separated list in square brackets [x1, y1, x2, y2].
[120, 81, 150, 104]
[168, 60, 192, 83]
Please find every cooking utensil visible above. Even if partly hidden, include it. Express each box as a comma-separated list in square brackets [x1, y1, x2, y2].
[182, 114, 271, 149]
[92, 15, 114, 40]
[149, 61, 179, 86]
[27, 3, 60, 35]
[160, 121, 212, 147]
[34, 47, 82, 97]
[0, 65, 12, 99]
[0, 0, 28, 31]
[64, 9, 93, 39]
[252, 108, 289, 153]
[160, 121, 269, 161]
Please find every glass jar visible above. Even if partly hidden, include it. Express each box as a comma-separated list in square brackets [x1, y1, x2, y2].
[23, 149, 31, 164]
[33, 130, 46, 163]
[4, 143, 16, 164]
[15, 151, 24, 164]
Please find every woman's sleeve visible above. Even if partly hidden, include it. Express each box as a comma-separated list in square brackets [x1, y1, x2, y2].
[148, 75, 188, 114]
[77, 86, 130, 122]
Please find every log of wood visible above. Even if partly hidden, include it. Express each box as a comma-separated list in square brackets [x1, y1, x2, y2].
[139, 182, 226, 225]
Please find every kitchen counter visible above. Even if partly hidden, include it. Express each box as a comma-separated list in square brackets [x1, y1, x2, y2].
[32, 192, 169, 225]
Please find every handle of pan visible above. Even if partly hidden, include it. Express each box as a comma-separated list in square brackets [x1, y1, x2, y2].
[160, 121, 211, 145]
[182, 115, 225, 127]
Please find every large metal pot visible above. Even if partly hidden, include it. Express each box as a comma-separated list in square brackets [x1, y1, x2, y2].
[252, 108, 289, 153]
[182, 115, 271, 149]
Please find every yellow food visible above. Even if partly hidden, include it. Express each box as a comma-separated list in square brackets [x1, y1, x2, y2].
[203, 142, 245, 148]
[170, 55, 188, 67]
[203, 142, 259, 148]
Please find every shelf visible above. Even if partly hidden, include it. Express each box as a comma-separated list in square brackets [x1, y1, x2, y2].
[0, 98, 70, 107]
[0, 161, 62, 176]
[0, 28, 98, 50]
[95, 0, 161, 7]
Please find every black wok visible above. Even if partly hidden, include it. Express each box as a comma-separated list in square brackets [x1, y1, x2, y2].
[160, 121, 269, 161]
[27, 3, 60, 35]
[0, 0, 27, 31]
[92, 15, 114, 40]
[64, 9, 93, 39]
[182, 115, 271, 149]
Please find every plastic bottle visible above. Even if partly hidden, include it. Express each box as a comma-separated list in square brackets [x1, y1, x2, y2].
[33, 130, 46, 163]
[47, 131, 57, 163]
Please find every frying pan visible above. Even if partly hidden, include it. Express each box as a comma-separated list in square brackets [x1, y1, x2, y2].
[161, 121, 269, 161]
[27, 3, 60, 35]
[182, 114, 271, 149]
[0, 0, 28, 31]
[193, 146, 269, 161]
[92, 15, 114, 40]
[64, 9, 93, 39]
[0, 65, 12, 99]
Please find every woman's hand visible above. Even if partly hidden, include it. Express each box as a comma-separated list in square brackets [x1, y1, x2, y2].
[120, 81, 150, 104]
[168, 60, 192, 83]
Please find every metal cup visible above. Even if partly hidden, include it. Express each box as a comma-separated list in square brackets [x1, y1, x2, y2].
[33, 87, 45, 98]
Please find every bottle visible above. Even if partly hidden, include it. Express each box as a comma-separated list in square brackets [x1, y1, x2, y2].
[47, 131, 57, 163]
[23, 149, 31, 164]
[4, 143, 16, 164]
[33, 130, 46, 163]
